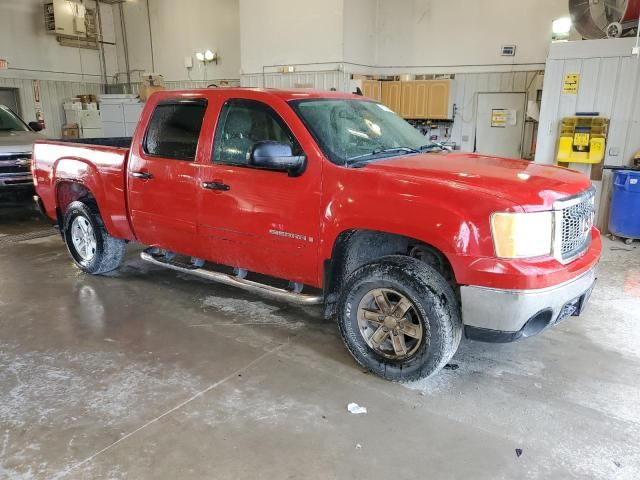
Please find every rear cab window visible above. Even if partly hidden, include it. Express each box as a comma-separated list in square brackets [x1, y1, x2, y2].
[143, 99, 207, 160]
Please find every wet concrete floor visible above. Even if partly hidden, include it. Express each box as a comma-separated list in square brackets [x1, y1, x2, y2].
[1, 199, 639, 479]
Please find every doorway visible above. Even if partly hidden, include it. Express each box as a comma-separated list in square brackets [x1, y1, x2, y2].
[475, 92, 526, 159]
[0, 88, 21, 116]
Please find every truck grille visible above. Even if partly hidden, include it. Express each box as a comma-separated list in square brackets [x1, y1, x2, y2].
[555, 188, 595, 262]
[0, 153, 31, 174]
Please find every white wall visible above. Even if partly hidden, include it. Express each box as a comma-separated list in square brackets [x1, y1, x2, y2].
[0, 0, 118, 136]
[114, 0, 241, 83]
[240, 0, 344, 74]
[376, 0, 568, 71]
[343, 0, 377, 66]
[239, 0, 568, 82]
[0, 0, 117, 83]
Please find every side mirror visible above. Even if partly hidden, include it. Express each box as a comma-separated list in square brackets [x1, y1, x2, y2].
[29, 121, 43, 132]
[249, 141, 306, 176]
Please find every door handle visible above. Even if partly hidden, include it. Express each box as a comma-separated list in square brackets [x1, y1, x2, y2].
[131, 171, 154, 180]
[202, 181, 230, 191]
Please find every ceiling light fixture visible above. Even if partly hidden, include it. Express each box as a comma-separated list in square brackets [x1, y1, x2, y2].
[552, 17, 572, 41]
[195, 49, 218, 65]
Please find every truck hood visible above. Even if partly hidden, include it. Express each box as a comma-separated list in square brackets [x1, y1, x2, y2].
[366, 152, 592, 210]
[0, 130, 45, 155]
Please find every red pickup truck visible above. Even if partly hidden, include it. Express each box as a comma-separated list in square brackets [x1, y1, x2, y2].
[32, 88, 601, 382]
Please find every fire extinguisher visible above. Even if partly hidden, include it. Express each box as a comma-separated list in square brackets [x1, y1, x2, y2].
[35, 109, 45, 130]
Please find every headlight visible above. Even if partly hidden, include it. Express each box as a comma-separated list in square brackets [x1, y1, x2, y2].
[491, 211, 553, 258]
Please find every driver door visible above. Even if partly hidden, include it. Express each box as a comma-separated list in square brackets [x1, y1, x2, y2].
[198, 97, 322, 285]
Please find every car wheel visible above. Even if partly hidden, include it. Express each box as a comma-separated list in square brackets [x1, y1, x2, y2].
[63, 200, 125, 275]
[337, 255, 462, 382]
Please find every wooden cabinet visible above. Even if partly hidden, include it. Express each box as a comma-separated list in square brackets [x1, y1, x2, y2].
[381, 81, 401, 113]
[371, 79, 452, 119]
[361, 80, 382, 101]
[427, 80, 451, 119]
[395, 79, 452, 119]
[400, 81, 415, 118]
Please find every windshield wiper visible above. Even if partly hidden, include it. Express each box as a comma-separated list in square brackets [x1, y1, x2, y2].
[346, 146, 420, 165]
[418, 142, 451, 152]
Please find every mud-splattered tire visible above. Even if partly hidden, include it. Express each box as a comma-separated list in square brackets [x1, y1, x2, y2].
[62, 200, 125, 275]
[337, 255, 462, 382]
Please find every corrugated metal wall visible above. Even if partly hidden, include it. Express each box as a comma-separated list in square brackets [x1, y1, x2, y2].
[0, 77, 102, 138]
[0, 77, 242, 137]
[535, 39, 640, 231]
[241, 71, 350, 91]
[450, 71, 541, 154]
[110, 79, 241, 95]
[241, 69, 542, 156]
[536, 39, 640, 170]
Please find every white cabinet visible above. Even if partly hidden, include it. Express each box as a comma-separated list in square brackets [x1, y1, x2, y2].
[100, 102, 143, 138]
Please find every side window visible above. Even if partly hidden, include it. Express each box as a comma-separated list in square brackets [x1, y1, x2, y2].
[213, 99, 302, 166]
[144, 99, 207, 160]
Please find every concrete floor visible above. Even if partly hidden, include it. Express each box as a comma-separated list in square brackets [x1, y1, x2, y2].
[1, 200, 639, 480]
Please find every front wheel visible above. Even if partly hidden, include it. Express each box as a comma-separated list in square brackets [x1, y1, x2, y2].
[337, 256, 462, 382]
[63, 201, 125, 275]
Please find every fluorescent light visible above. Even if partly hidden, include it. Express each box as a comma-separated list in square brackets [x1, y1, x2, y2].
[204, 50, 215, 61]
[195, 52, 205, 61]
[552, 17, 572, 35]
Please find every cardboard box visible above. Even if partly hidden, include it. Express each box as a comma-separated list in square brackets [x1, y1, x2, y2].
[62, 123, 80, 139]
[139, 84, 165, 102]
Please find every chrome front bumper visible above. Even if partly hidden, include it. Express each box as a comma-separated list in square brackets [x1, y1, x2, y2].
[461, 265, 597, 342]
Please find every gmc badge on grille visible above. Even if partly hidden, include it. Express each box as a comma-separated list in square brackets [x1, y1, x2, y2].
[582, 210, 594, 235]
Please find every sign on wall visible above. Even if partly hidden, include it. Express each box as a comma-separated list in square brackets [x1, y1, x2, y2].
[563, 73, 580, 94]
[491, 109, 517, 128]
[0, 59, 8, 70]
[491, 109, 507, 127]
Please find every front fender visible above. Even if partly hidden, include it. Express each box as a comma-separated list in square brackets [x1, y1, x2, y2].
[319, 170, 522, 284]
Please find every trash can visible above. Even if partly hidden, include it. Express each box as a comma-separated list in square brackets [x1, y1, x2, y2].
[609, 169, 640, 240]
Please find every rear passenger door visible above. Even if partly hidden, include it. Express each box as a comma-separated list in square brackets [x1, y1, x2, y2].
[127, 98, 208, 258]
[198, 97, 322, 286]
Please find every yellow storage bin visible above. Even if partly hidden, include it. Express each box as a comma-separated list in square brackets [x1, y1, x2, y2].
[556, 116, 609, 164]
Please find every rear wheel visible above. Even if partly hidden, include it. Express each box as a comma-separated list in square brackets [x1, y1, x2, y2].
[337, 256, 462, 382]
[63, 201, 125, 274]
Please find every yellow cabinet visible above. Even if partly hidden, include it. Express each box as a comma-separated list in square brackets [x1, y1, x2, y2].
[427, 80, 451, 119]
[361, 80, 382, 101]
[414, 81, 430, 118]
[381, 81, 401, 113]
[397, 80, 452, 119]
[400, 81, 416, 118]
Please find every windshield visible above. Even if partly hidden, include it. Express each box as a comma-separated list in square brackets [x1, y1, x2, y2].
[0, 106, 29, 132]
[289, 99, 436, 165]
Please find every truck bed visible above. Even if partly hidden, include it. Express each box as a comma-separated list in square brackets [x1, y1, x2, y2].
[32, 138, 135, 240]
[59, 137, 132, 148]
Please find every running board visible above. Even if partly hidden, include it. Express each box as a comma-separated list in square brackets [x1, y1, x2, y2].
[140, 251, 323, 305]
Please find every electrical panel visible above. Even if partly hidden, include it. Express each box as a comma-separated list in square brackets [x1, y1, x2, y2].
[44, 1, 98, 49]
[44, 0, 87, 37]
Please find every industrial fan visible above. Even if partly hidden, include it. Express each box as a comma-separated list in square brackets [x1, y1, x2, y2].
[569, 0, 640, 38]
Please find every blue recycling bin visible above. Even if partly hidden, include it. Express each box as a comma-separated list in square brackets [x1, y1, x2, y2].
[609, 170, 640, 240]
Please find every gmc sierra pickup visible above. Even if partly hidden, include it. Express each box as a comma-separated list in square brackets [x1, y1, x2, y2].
[33, 88, 601, 382]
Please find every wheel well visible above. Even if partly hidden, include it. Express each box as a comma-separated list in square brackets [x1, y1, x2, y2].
[55, 182, 95, 225]
[323, 229, 456, 318]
